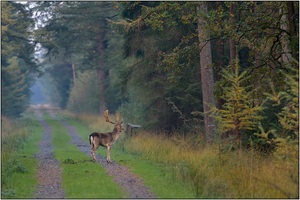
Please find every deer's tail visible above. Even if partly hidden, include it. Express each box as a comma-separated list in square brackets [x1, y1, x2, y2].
[89, 135, 93, 146]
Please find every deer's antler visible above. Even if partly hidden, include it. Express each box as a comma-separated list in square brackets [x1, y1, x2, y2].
[104, 109, 115, 124]
[116, 112, 120, 123]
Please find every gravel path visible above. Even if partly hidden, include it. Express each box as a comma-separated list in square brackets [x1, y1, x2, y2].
[46, 110, 156, 198]
[34, 110, 65, 198]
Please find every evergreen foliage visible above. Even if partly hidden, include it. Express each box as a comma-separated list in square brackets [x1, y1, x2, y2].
[1, 1, 38, 117]
[32, 2, 118, 111]
[212, 62, 264, 146]
[252, 62, 298, 154]
[2, 57, 30, 117]
[6, 1, 297, 137]
[109, 2, 205, 131]
[263, 61, 299, 139]
[276, 65, 299, 137]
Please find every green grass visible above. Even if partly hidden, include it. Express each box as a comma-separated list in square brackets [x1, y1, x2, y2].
[114, 152, 195, 198]
[66, 117, 196, 198]
[65, 111, 299, 199]
[1, 115, 43, 198]
[45, 117, 125, 198]
[122, 131, 299, 198]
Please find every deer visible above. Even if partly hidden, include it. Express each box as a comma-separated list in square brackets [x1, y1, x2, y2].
[89, 110, 124, 163]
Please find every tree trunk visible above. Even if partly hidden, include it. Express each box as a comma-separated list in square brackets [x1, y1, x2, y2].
[72, 63, 76, 88]
[280, 2, 293, 67]
[214, 38, 226, 109]
[98, 32, 107, 114]
[286, 2, 297, 59]
[229, 3, 237, 64]
[97, 68, 107, 114]
[213, 2, 226, 109]
[287, 2, 296, 39]
[197, 2, 216, 143]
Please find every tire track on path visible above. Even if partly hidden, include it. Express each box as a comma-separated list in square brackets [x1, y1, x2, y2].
[34, 110, 65, 198]
[49, 110, 156, 199]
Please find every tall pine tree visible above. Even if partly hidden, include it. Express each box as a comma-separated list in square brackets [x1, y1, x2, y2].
[2, 1, 37, 117]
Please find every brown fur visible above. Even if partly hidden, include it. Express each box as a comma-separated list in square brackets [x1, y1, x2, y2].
[89, 122, 123, 163]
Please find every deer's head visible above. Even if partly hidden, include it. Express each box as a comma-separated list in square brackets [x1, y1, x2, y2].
[104, 110, 124, 133]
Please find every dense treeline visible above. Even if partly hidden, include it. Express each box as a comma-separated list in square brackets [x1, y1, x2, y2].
[1, 2, 38, 117]
[1, 2, 298, 147]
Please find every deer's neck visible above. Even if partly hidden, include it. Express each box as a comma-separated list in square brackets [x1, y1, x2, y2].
[111, 130, 121, 142]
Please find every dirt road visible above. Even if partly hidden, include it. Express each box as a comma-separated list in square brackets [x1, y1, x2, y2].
[34, 110, 65, 198]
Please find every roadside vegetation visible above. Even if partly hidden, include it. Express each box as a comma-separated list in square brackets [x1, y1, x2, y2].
[1, 113, 42, 198]
[65, 111, 298, 198]
[61, 59, 298, 198]
[63, 113, 195, 198]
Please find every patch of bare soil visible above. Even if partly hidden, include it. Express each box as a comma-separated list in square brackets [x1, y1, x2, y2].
[34, 110, 65, 198]
[56, 115, 156, 198]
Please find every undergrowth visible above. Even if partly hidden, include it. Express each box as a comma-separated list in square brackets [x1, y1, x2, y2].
[66, 111, 298, 198]
[1, 114, 42, 198]
[125, 131, 298, 198]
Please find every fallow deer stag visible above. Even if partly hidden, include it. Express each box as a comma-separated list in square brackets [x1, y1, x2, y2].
[89, 110, 124, 163]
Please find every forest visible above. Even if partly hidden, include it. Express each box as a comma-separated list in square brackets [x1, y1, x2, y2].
[1, 1, 299, 198]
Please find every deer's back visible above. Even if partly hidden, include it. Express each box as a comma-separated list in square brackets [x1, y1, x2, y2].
[90, 132, 114, 147]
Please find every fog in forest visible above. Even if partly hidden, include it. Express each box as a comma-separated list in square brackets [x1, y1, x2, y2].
[30, 79, 47, 105]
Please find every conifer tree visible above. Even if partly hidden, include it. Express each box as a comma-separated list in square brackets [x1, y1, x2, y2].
[256, 61, 298, 161]
[2, 1, 37, 117]
[32, 1, 117, 112]
[2, 57, 30, 117]
[212, 61, 264, 146]
[267, 62, 299, 138]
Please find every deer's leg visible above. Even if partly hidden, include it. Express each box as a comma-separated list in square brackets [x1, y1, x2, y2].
[90, 144, 97, 161]
[90, 136, 96, 161]
[107, 146, 112, 163]
[91, 147, 96, 161]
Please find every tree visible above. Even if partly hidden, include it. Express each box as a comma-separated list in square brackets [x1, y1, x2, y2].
[109, 2, 204, 131]
[212, 61, 264, 147]
[256, 61, 298, 161]
[197, 2, 216, 142]
[1, 1, 37, 117]
[280, 2, 296, 68]
[45, 63, 73, 108]
[26, 1, 298, 141]
[67, 70, 101, 114]
[31, 2, 118, 112]
[1, 57, 31, 117]
[267, 62, 299, 138]
[228, 2, 237, 64]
